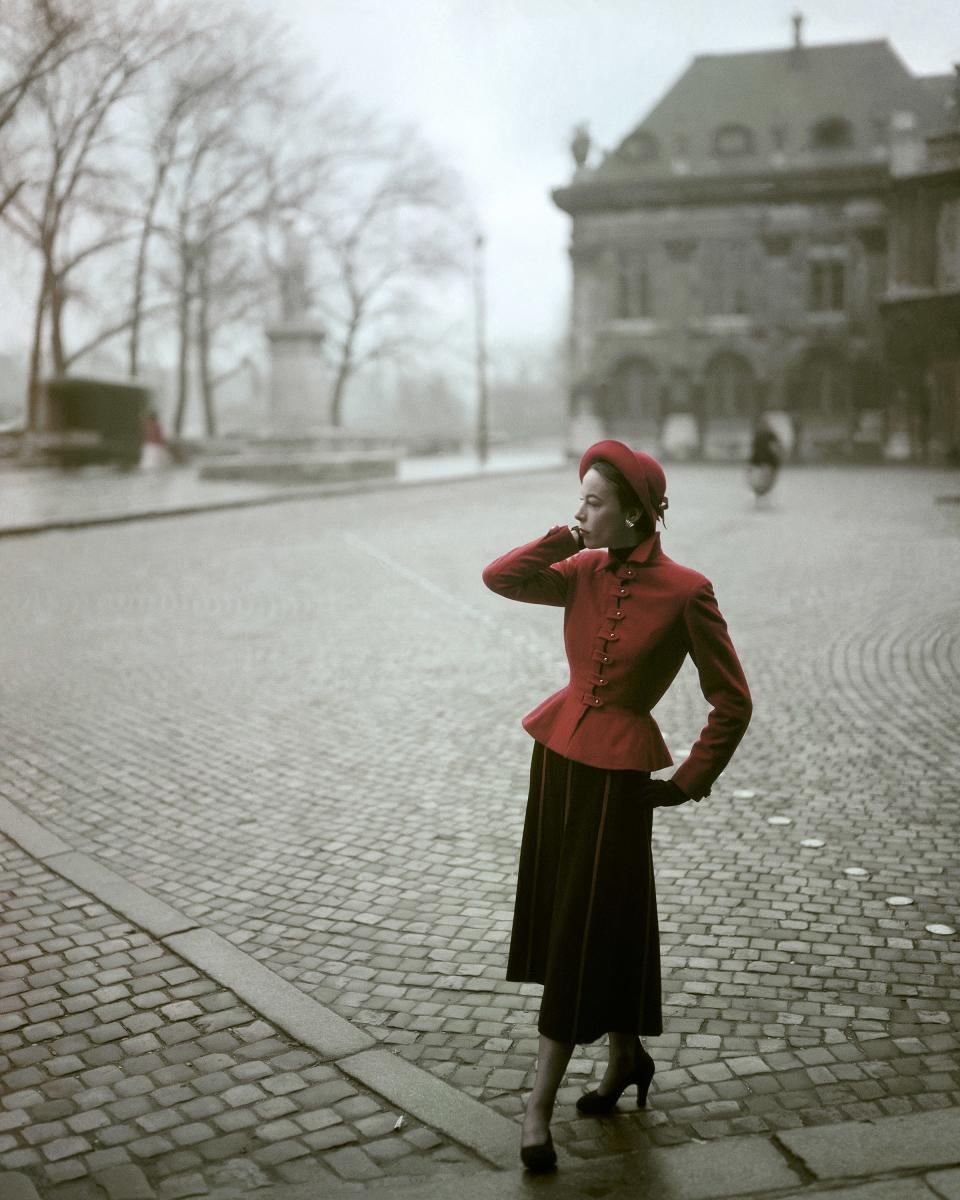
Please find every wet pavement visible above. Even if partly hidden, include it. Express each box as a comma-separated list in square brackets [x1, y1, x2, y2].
[0, 445, 565, 535]
[1, 461, 959, 1198]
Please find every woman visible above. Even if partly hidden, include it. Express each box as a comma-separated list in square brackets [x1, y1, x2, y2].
[482, 440, 752, 1172]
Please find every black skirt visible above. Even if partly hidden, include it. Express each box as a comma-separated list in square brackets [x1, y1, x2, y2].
[506, 741, 663, 1044]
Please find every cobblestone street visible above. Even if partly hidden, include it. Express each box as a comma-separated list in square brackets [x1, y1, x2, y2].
[2, 463, 959, 1197]
[0, 840, 468, 1196]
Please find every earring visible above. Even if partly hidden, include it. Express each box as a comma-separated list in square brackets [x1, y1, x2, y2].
[626, 518, 636, 528]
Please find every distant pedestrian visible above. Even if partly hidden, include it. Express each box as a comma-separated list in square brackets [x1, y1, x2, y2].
[747, 416, 782, 501]
[140, 408, 172, 470]
[482, 440, 752, 1173]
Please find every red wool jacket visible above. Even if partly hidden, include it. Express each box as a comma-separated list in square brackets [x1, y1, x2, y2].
[482, 525, 752, 800]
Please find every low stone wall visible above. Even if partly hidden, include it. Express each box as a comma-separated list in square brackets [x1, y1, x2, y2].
[195, 430, 408, 458]
[198, 449, 398, 485]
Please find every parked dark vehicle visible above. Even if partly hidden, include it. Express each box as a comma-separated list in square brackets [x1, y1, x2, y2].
[37, 377, 152, 468]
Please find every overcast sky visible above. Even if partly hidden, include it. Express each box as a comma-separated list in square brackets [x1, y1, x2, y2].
[268, 0, 957, 351]
[2, 1, 956, 360]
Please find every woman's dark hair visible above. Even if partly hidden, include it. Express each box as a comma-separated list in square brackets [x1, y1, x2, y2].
[590, 459, 653, 537]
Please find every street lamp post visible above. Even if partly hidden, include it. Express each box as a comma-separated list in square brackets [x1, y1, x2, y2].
[473, 231, 489, 465]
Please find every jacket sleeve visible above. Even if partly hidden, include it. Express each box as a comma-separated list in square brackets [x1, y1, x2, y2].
[671, 581, 752, 800]
[481, 525, 581, 607]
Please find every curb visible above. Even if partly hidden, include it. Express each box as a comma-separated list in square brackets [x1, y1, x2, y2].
[4, 796, 960, 1198]
[214, 1124, 960, 1200]
[0, 460, 567, 539]
[0, 796, 519, 1171]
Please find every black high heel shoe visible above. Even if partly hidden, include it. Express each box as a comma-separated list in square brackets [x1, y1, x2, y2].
[520, 1131, 557, 1172]
[576, 1041, 655, 1114]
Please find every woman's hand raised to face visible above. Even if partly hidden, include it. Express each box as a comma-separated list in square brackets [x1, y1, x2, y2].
[570, 525, 585, 550]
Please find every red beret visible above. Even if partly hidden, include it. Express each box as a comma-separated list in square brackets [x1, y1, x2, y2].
[579, 440, 668, 527]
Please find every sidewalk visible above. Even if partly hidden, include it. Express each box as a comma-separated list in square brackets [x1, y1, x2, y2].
[3, 800, 960, 1200]
[0, 798, 509, 1199]
[0, 444, 566, 537]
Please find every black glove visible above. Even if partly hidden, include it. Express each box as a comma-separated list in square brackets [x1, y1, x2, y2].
[642, 779, 690, 808]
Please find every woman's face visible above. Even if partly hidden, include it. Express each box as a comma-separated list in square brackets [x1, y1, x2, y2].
[574, 467, 639, 549]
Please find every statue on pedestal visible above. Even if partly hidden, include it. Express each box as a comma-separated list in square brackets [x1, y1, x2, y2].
[267, 226, 328, 433]
[571, 123, 591, 169]
[278, 228, 312, 321]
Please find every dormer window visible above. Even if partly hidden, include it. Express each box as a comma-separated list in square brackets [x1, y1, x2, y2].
[811, 117, 853, 150]
[713, 124, 755, 157]
[618, 130, 659, 162]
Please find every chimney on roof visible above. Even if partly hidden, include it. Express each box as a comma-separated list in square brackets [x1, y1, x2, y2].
[789, 11, 805, 69]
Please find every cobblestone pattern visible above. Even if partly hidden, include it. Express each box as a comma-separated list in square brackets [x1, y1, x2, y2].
[0, 838, 471, 1197]
[1, 466, 959, 1164]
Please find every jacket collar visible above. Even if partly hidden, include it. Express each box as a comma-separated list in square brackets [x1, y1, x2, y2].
[595, 532, 661, 573]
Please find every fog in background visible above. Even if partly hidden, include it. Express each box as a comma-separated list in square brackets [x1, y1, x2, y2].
[1, 0, 956, 441]
[271, 0, 958, 347]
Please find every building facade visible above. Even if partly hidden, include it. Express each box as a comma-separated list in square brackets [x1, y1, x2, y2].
[553, 26, 953, 460]
[881, 95, 960, 464]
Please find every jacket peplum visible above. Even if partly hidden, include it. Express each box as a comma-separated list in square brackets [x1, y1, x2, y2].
[482, 524, 752, 800]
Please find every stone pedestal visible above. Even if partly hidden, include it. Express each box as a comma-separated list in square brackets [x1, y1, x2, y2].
[197, 316, 402, 484]
[266, 321, 328, 433]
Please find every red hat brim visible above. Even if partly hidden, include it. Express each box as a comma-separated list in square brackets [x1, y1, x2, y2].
[579, 440, 667, 526]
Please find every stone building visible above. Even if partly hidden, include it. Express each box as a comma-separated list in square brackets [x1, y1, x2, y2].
[553, 21, 953, 460]
[881, 78, 960, 463]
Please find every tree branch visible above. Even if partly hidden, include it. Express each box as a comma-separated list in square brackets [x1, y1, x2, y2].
[62, 301, 173, 369]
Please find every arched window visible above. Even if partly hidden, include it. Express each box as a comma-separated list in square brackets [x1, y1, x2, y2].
[704, 354, 754, 419]
[713, 124, 755, 157]
[605, 358, 660, 435]
[618, 129, 659, 163]
[811, 117, 853, 150]
[793, 352, 850, 417]
[851, 358, 892, 413]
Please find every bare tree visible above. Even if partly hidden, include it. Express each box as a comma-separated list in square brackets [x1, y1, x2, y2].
[0, 0, 80, 219]
[306, 131, 466, 425]
[151, 52, 284, 434]
[0, 0, 469, 438]
[134, 15, 358, 435]
[125, 39, 231, 379]
[1, 0, 192, 425]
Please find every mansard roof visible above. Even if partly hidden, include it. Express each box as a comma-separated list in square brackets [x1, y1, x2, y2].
[589, 39, 952, 184]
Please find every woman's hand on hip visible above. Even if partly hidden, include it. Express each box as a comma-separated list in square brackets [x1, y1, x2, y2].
[642, 779, 690, 808]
